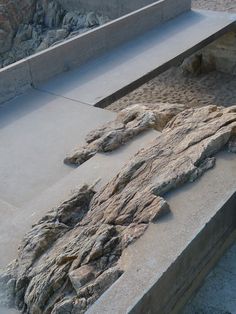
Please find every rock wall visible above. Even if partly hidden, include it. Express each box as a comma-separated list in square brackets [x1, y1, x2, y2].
[0, 0, 109, 67]
[0, 0, 36, 54]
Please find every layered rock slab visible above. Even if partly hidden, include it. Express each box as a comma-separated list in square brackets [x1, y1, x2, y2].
[1, 105, 236, 313]
[64, 102, 186, 166]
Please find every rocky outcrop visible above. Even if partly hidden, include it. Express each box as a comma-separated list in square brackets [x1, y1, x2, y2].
[0, 0, 109, 67]
[1, 105, 236, 314]
[181, 31, 236, 76]
[64, 102, 186, 165]
[0, 0, 36, 54]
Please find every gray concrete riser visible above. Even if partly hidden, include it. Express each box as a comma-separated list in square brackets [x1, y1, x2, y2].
[131, 193, 236, 314]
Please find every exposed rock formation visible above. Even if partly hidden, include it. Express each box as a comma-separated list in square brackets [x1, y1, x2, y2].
[1, 105, 236, 314]
[0, 0, 36, 54]
[181, 31, 236, 76]
[0, 0, 109, 67]
[64, 102, 186, 165]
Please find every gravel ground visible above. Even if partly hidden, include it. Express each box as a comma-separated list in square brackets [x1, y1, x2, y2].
[107, 0, 236, 113]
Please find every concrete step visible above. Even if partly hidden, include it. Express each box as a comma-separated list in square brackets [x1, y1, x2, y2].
[0, 89, 115, 208]
[0, 129, 158, 268]
[38, 9, 236, 107]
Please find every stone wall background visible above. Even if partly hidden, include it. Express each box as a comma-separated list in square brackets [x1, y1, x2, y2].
[0, 0, 110, 67]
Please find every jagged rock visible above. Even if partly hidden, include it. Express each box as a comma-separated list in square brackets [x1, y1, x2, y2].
[85, 12, 99, 28]
[43, 0, 65, 28]
[62, 11, 86, 32]
[36, 28, 68, 52]
[0, 1, 110, 68]
[14, 24, 33, 45]
[0, 0, 36, 54]
[64, 102, 186, 165]
[181, 53, 203, 76]
[1, 105, 236, 313]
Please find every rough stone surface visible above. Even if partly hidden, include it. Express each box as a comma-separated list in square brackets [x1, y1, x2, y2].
[64, 103, 186, 166]
[0, 105, 236, 313]
[181, 31, 236, 76]
[0, 0, 109, 68]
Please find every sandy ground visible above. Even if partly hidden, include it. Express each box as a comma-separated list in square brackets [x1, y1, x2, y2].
[107, 0, 236, 113]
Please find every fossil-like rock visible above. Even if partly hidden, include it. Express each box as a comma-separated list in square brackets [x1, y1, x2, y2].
[1, 105, 236, 313]
[64, 102, 186, 165]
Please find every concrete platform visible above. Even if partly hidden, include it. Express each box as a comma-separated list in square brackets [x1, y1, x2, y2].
[0, 89, 115, 207]
[38, 9, 236, 107]
[87, 151, 236, 314]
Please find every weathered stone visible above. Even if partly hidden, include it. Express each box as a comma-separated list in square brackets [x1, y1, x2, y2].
[85, 12, 99, 28]
[1, 105, 236, 313]
[0, 1, 110, 68]
[0, 0, 36, 54]
[64, 102, 186, 165]
[181, 53, 203, 75]
[69, 265, 96, 293]
[181, 31, 236, 76]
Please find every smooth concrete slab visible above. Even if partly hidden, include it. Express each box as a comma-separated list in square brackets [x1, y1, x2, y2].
[0, 130, 158, 268]
[87, 151, 236, 314]
[0, 89, 115, 207]
[38, 9, 236, 107]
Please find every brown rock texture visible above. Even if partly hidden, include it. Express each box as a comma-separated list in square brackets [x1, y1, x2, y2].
[0, 0, 36, 54]
[64, 102, 186, 165]
[0, 105, 236, 314]
[0, 0, 109, 67]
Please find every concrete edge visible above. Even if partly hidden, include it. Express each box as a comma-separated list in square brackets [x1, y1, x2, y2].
[172, 229, 236, 314]
[94, 11, 236, 108]
[129, 192, 236, 314]
[0, 0, 191, 105]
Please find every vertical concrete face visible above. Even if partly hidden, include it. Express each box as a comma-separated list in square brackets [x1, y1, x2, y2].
[0, 60, 32, 104]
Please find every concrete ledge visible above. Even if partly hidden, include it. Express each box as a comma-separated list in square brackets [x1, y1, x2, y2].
[0, 0, 191, 104]
[87, 151, 236, 314]
[0, 61, 31, 104]
[39, 9, 236, 107]
[29, 0, 190, 85]
[131, 193, 236, 314]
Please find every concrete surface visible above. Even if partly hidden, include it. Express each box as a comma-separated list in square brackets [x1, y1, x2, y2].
[183, 242, 236, 314]
[0, 89, 115, 208]
[87, 151, 236, 314]
[38, 9, 236, 107]
[0, 0, 190, 105]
